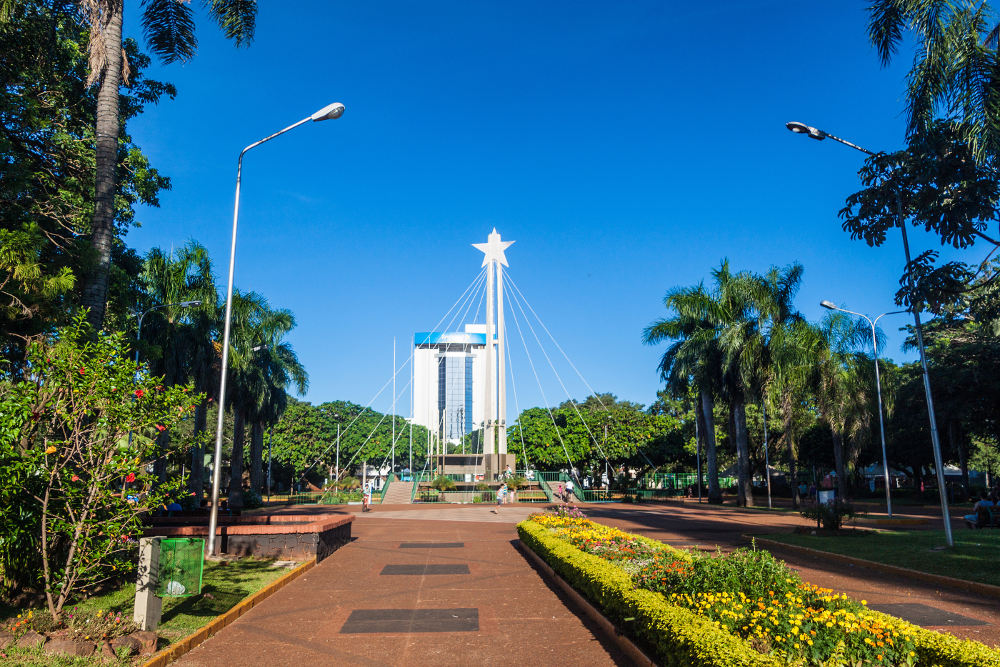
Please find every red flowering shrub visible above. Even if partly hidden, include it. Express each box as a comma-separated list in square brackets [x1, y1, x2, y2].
[0, 314, 201, 621]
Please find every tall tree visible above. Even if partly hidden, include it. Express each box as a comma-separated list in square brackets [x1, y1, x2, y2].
[225, 291, 306, 508]
[868, 0, 1000, 157]
[0, 1, 171, 360]
[138, 241, 217, 493]
[63, 0, 257, 328]
[643, 283, 725, 502]
[813, 313, 874, 499]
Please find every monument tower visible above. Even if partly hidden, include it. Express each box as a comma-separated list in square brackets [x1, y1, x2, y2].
[473, 228, 514, 471]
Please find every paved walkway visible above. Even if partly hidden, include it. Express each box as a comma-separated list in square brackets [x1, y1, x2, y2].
[177, 502, 1000, 665]
[176, 506, 628, 666]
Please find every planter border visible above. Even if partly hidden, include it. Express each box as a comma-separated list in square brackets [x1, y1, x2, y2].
[749, 534, 1000, 601]
[141, 558, 316, 667]
[515, 540, 656, 666]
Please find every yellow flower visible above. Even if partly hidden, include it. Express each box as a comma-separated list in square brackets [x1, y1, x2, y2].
[44, 446, 57, 454]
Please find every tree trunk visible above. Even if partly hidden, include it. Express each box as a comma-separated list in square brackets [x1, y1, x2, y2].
[189, 395, 207, 499]
[783, 393, 800, 509]
[250, 421, 264, 495]
[733, 399, 754, 507]
[229, 410, 246, 509]
[700, 388, 722, 503]
[831, 427, 849, 500]
[950, 420, 968, 493]
[80, 2, 123, 330]
[154, 431, 169, 484]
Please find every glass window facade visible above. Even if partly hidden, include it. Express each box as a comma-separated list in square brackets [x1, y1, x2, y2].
[438, 354, 475, 441]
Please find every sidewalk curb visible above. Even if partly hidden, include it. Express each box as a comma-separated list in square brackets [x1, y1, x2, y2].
[749, 535, 1000, 601]
[141, 558, 316, 667]
[515, 540, 656, 667]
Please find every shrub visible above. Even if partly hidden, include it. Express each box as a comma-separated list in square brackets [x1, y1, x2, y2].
[430, 475, 456, 491]
[0, 315, 199, 620]
[506, 475, 527, 491]
[242, 489, 263, 509]
[636, 544, 802, 601]
[800, 499, 860, 530]
[474, 482, 490, 491]
[519, 516, 1000, 667]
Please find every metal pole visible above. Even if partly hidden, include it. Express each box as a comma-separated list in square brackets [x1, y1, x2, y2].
[788, 121, 953, 546]
[267, 427, 272, 502]
[207, 112, 318, 557]
[826, 304, 904, 519]
[870, 313, 895, 518]
[336, 423, 340, 481]
[763, 401, 772, 509]
[392, 337, 396, 474]
[897, 195, 952, 545]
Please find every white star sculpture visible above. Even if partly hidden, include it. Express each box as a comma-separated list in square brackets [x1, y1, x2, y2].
[472, 228, 515, 267]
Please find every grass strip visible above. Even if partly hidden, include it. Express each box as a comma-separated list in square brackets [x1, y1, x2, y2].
[1, 558, 297, 665]
[760, 530, 1000, 588]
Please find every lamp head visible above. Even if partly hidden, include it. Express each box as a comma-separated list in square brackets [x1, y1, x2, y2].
[820, 300, 837, 310]
[181, 300, 202, 307]
[311, 102, 345, 121]
[786, 121, 826, 141]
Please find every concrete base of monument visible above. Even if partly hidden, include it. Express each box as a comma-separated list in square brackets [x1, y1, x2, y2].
[144, 513, 353, 560]
[430, 452, 517, 480]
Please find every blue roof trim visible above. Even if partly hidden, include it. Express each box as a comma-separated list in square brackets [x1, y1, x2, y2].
[414, 331, 487, 345]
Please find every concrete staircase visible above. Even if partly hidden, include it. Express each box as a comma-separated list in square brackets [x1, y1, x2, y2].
[381, 481, 414, 505]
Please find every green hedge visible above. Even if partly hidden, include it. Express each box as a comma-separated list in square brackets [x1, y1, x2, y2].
[517, 520, 779, 666]
[517, 520, 1000, 667]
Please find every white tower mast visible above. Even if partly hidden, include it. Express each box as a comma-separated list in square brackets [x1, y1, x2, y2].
[473, 229, 514, 461]
[496, 258, 508, 456]
[483, 254, 495, 453]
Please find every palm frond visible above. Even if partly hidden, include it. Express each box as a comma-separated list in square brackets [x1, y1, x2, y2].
[204, 0, 256, 46]
[142, 0, 197, 64]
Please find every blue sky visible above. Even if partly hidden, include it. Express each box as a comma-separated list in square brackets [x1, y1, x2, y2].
[122, 1, 963, 417]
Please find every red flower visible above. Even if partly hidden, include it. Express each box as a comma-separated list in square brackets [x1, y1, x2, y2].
[120, 535, 129, 542]
[78, 368, 86, 375]
[134, 389, 144, 398]
[155, 424, 166, 432]
[71, 475, 80, 482]
[125, 473, 136, 483]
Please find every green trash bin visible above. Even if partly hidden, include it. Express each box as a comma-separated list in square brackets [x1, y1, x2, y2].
[156, 538, 204, 597]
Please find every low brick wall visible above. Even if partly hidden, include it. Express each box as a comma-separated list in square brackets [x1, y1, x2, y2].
[143, 514, 353, 561]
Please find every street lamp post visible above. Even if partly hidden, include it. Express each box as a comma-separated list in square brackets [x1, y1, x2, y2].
[821, 300, 906, 518]
[788, 120, 954, 546]
[207, 102, 345, 557]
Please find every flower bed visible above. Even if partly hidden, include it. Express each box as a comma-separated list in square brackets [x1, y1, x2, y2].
[518, 509, 1000, 666]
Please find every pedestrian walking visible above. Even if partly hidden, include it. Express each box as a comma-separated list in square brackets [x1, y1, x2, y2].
[491, 482, 507, 513]
[362, 481, 373, 512]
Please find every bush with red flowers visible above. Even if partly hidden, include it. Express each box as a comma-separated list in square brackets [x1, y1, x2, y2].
[0, 314, 202, 621]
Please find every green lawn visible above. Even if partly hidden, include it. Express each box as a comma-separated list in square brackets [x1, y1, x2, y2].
[762, 529, 1000, 587]
[2, 558, 298, 665]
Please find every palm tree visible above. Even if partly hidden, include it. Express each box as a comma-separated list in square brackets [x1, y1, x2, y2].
[226, 291, 307, 508]
[644, 283, 724, 503]
[138, 241, 217, 488]
[766, 319, 821, 509]
[868, 0, 1000, 157]
[812, 313, 874, 500]
[67, 0, 257, 328]
[752, 264, 807, 506]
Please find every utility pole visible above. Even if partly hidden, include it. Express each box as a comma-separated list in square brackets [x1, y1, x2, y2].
[392, 337, 396, 474]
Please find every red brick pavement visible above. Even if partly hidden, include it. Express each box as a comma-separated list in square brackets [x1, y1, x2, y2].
[175, 506, 628, 666]
[176, 501, 1000, 666]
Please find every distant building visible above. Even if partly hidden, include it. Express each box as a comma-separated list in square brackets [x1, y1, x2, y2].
[413, 324, 487, 443]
